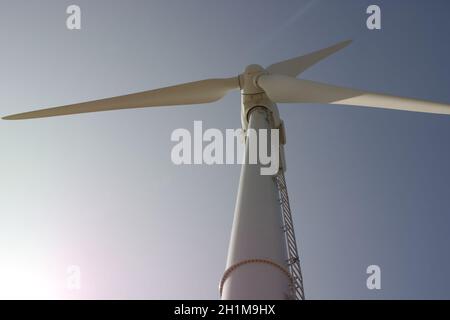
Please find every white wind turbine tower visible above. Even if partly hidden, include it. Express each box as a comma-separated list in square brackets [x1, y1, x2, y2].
[4, 40, 450, 300]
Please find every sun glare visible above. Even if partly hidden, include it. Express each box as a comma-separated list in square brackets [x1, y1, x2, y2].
[0, 263, 58, 300]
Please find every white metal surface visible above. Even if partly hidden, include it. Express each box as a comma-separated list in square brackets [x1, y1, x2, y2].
[221, 107, 292, 300]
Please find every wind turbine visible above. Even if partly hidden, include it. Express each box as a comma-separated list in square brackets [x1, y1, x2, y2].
[4, 40, 450, 300]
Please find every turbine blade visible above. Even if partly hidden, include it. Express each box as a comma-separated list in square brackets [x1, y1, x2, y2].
[258, 74, 450, 115]
[266, 40, 352, 77]
[3, 77, 239, 120]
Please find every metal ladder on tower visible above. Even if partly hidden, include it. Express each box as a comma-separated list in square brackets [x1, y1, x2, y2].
[275, 170, 305, 300]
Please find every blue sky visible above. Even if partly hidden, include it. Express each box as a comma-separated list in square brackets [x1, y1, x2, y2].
[0, 0, 449, 299]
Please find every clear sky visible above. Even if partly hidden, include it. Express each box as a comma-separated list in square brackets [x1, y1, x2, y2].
[0, 0, 449, 299]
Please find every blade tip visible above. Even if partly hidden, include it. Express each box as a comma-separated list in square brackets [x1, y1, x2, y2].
[342, 39, 353, 46]
[2, 112, 36, 120]
[2, 115, 21, 120]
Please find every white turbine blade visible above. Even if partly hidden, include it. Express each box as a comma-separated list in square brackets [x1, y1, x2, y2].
[258, 74, 450, 115]
[266, 40, 352, 77]
[3, 77, 239, 120]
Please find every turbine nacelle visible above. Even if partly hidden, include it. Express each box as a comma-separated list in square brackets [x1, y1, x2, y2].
[238, 64, 281, 131]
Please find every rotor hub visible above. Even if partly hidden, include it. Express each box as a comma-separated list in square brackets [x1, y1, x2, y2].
[239, 64, 266, 95]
